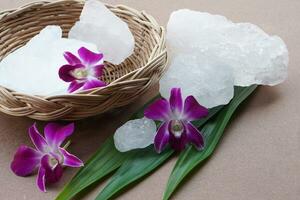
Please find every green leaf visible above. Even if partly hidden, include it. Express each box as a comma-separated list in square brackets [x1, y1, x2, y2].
[95, 146, 174, 200]
[94, 103, 223, 200]
[56, 96, 162, 200]
[163, 85, 257, 200]
[55, 137, 130, 200]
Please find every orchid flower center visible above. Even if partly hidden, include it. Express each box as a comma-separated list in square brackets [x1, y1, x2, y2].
[170, 120, 184, 138]
[48, 150, 65, 168]
[49, 156, 59, 169]
[72, 68, 89, 79]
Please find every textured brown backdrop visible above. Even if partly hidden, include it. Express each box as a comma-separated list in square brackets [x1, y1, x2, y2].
[0, 0, 299, 200]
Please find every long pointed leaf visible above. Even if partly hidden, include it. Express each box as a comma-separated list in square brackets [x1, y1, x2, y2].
[55, 96, 162, 200]
[94, 105, 223, 200]
[95, 146, 174, 200]
[163, 85, 257, 200]
[55, 137, 130, 200]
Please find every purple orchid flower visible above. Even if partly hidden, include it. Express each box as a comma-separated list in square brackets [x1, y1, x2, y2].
[144, 88, 209, 153]
[11, 123, 83, 192]
[59, 47, 106, 93]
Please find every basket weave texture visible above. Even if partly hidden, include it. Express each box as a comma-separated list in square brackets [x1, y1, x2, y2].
[0, 0, 167, 121]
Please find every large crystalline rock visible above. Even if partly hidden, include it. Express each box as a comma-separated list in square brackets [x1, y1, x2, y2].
[160, 54, 234, 108]
[166, 9, 289, 86]
[223, 23, 288, 86]
[0, 26, 97, 96]
[114, 117, 156, 152]
[69, 0, 135, 65]
[161, 9, 288, 108]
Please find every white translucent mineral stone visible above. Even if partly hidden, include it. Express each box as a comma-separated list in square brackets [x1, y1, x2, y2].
[69, 0, 135, 65]
[161, 9, 289, 108]
[160, 54, 235, 108]
[114, 117, 156, 152]
[0, 26, 97, 96]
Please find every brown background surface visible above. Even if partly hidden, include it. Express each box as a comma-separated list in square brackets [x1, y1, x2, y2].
[0, 0, 299, 200]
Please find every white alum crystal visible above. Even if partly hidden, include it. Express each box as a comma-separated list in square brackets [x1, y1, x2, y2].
[160, 54, 235, 108]
[161, 9, 289, 108]
[114, 117, 157, 152]
[69, 0, 135, 65]
[0, 26, 98, 96]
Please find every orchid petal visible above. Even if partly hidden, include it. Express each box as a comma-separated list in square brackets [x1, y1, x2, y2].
[64, 52, 81, 65]
[40, 155, 52, 170]
[44, 123, 74, 149]
[183, 95, 209, 121]
[59, 64, 84, 82]
[154, 122, 170, 153]
[68, 81, 85, 93]
[144, 99, 172, 121]
[169, 130, 188, 152]
[37, 166, 46, 192]
[48, 164, 64, 184]
[169, 88, 183, 115]
[92, 64, 105, 77]
[78, 47, 103, 65]
[29, 123, 48, 153]
[186, 122, 204, 150]
[41, 155, 63, 184]
[82, 78, 106, 90]
[59, 147, 84, 167]
[10, 145, 42, 177]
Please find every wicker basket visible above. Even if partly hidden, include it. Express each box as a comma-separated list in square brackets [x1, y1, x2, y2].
[0, 0, 167, 121]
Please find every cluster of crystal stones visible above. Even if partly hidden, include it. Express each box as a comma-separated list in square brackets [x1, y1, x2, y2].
[160, 9, 288, 108]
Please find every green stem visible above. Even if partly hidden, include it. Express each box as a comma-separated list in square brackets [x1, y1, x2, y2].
[63, 140, 71, 149]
